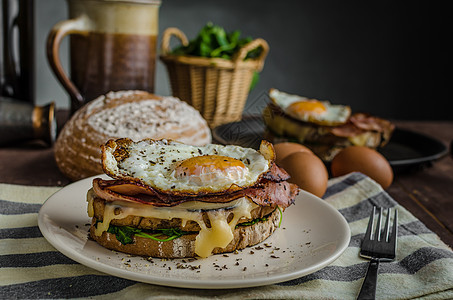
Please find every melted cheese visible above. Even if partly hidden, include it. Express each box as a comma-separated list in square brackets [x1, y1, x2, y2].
[195, 198, 256, 258]
[195, 210, 232, 258]
[86, 190, 258, 258]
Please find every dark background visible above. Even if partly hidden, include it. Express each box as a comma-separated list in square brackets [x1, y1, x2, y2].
[35, 1, 452, 120]
[158, 0, 451, 120]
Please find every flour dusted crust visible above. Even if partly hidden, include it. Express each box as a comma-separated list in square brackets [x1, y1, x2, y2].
[55, 91, 212, 181]
[89, 208, 280, 258]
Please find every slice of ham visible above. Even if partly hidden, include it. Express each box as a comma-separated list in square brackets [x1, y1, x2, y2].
[330, 123, 364, 137]
[262, 162, 290, 181]
[245, 180, 298, 209]
[92, 176, 298, 209]
[349, 113, 395, 133]
[93, 178, 186, 206]
[330, 113, 395, 138]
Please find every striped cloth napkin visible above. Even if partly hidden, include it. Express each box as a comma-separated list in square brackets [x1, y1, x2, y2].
[1, 172, 453, 299]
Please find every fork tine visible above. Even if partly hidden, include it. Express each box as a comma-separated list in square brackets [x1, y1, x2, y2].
[390, 208, 398, 247]
[364, 206, 376, 241]
[375, 207, 383, 241]
[383, 208, 391, 242]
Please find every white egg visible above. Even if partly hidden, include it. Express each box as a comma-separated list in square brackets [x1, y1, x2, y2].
[269, 89, 351, 126]
[103, 139, 273, 195]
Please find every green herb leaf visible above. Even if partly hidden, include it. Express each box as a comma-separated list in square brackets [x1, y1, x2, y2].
[277, 206, 283, 228]
[235, 207, 283, 229]
[107, 225, 139, 245]
[228, 30, 241, 45]
[249, 71, 260, 91]
[107, 225, 193, 245]
[236, 216, 268, 228]
[212, 26, 229, 47]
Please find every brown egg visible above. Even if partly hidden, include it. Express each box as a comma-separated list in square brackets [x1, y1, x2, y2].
[274, 142, 313, 165]
[330, 146, 393, 189]
[279, 151, 328, 198]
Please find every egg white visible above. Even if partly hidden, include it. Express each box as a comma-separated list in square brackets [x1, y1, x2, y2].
[107, 139, 270, 194]
[269, 89, 351, 126]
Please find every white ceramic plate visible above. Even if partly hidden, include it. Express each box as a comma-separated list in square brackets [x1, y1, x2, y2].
[38, 175, 350, 289]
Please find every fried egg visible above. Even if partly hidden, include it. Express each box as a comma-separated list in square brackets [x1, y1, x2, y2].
[103, 139, 274, 195]
[269, 88, 351, 126]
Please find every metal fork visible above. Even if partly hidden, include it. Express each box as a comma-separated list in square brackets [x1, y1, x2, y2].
[357, 206, 398, 300]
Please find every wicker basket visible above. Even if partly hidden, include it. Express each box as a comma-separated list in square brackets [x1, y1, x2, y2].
[160, 27, 269, 128]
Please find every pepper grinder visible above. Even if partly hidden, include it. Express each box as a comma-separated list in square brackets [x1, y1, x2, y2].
[0, 97, 56, 146]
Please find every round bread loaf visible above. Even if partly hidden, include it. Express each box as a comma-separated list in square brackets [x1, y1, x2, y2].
[89, 208, 280, 258]
[55, 91, 212, 181]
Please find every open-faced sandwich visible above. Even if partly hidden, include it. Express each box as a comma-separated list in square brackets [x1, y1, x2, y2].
[263, 89, 395, 161]
[87, 138, 298, 258]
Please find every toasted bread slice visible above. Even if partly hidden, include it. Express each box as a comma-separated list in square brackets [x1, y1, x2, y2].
[89, 208, 280, 258]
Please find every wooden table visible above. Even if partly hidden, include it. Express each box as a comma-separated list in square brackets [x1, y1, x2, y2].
[385, 121, 453, 248]
[1, 119, 452, 248]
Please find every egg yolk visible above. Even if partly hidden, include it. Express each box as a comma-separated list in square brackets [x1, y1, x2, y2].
[286, 100, 327, 118]
[173, 155, 248, 186]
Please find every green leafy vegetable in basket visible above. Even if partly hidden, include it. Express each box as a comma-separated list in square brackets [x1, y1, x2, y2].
[171, 22, 263, 90]
[171, 22, 263, 60]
